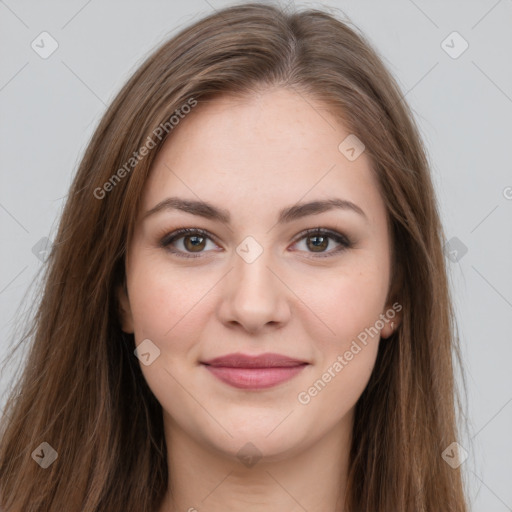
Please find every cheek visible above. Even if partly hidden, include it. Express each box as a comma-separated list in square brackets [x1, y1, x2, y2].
[297, 342, 378, 436]
[128, 258, 211, 400]
[128, 255, 210, 341]
[303, 259, 389, 345]
[296, 268, 385, 418]
[318, 279, 382, 385]
[295, 258, 386, 403]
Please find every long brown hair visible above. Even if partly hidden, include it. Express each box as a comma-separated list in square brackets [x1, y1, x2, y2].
[0, 3, 469, 511]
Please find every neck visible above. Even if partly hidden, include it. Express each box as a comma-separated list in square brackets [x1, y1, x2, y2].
[158, 411, 352, 512]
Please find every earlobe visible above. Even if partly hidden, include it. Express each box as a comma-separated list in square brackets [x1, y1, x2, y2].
[116, 281, 134, 334]
[381, 308, 402, 339]
[383, 321, 398, 339]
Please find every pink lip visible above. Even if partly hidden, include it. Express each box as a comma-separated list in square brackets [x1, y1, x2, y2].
[201, 352, 309, 389]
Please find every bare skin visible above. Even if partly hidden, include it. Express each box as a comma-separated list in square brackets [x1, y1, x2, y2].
[118, 87, 401, 512]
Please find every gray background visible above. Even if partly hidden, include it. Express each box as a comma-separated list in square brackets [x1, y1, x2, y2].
[1, 0, 511, 510]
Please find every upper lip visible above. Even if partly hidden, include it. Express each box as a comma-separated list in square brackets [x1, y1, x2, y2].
[201, 352, 308, 368]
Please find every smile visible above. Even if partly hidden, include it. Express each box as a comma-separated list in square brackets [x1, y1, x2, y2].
[200, 352, 310, 389]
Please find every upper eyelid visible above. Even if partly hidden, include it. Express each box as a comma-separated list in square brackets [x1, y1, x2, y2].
[160, 227, 350, 250]
[161, 227, 219, 245]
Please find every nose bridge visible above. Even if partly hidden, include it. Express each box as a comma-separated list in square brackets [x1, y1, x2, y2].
[219, 234, 290, 331]
[232, 234, 277, 300]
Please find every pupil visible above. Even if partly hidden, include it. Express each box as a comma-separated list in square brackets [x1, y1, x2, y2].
[309, 235, 327, 251]
[182, 234, 329, 253]
[185, 235, 205, 251]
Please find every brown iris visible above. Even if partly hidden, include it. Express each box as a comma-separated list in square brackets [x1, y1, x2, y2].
[183, 234, 207, 252]
[307, 234, 329, 252]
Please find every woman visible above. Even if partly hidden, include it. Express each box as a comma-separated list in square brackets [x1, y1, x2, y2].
[0, 3, 469, 511]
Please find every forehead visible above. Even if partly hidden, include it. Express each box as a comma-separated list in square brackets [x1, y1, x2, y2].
[140, 88, 386, 230]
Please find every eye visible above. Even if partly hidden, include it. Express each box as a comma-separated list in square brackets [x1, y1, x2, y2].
[290, 228, 353, 258]
[159, 228, 220, 258]
[159, 227, 353, 259]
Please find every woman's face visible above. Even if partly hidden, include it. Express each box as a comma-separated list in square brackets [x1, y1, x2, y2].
[119, 88, 400, 461]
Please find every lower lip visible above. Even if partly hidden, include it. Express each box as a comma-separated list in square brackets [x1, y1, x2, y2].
[202, 364, 308, 389]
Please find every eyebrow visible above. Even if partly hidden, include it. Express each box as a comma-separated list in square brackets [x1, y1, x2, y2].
[142, 196, 368, 224]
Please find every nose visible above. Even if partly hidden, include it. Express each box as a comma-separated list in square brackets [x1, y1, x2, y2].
[217, 245, 291, 334]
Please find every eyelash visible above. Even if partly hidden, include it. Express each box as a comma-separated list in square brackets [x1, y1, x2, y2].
[159, 227, 353, 259]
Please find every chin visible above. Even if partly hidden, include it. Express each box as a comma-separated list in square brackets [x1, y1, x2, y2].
[213, 433, 305, 466]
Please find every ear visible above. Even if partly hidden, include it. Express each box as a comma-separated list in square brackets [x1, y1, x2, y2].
[380, 300, 403, 339]
[381, 251, 404, 339]
[116, 280, 134, 334]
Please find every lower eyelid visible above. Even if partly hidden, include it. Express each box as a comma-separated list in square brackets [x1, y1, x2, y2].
[161, 232, 219, 255]
[291, 236, 348, 254]
[161, 229, 352, 257]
